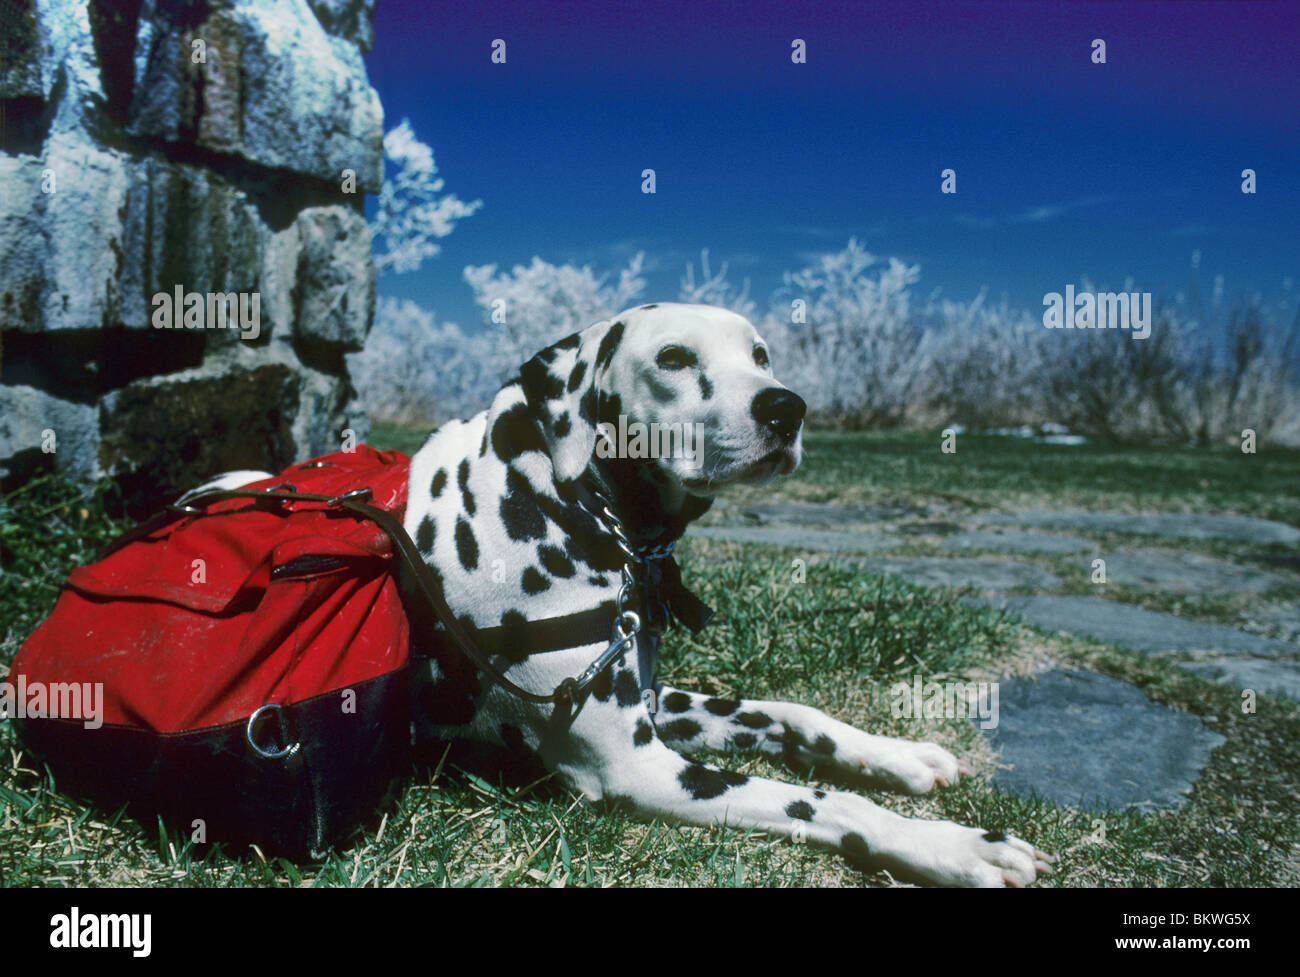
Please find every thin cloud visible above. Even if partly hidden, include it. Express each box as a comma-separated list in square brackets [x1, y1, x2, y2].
[955, 194, 1115, 229]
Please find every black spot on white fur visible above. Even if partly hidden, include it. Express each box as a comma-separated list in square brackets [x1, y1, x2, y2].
[633, 719, 653, 746]
[416, 515, 435, 553]
[841, 832, 872, 864]
[538, 544, 575, 578]
[679, 764, 748, 801]
[698, 373, 713, 400]
[662, 691, 691, 713]
[786, 800, 815, 821]
[457, 459, 475, 515]
[521, 566, 550, 594]
[595, 320, 625, 371]
[567, 360, 587, 393]
[705, 697, 738, 716]
[491, 403, 546, 461]
[500, 469, 547, 541]
[659, 718, 702, 741]
[455, 517, 478, 570]
[430, 468, 447, 497]
[614, 670, 641, 707]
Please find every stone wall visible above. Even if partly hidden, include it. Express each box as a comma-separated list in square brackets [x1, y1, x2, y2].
[0, 0, 382, 513]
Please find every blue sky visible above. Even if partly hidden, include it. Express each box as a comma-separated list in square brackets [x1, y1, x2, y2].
[364, 0, 1299, 331]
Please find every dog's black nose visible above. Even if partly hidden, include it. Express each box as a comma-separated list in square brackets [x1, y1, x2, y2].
[751, 388, 806, 441]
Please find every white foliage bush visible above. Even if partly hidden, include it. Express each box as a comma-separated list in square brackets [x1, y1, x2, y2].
[354, 184, 1300, 443]
[347, 297, 493, 426]
[371, 120, 482, 276]
[679, 250, 757, 320]
[461, 252, 647, 374]
[760, 239, 931, 426]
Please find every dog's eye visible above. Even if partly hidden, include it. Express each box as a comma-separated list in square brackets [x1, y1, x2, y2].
[656, 346, 697, 370]
[753, 346, 770, 368]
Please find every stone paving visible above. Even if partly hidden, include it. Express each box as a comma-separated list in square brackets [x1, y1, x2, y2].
[981, 669, 1226, 810]
[840, 556, 1059, 593]
[969, 595, 1295, 657]
[978, 510, 1300, 546]
[939, 529, 1095, 555]
[697, 499, 1299, 809]
[1078, 548, 1289, 594]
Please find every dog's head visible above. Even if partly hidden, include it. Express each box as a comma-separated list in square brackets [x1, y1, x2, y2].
[520, 303, 805, 497]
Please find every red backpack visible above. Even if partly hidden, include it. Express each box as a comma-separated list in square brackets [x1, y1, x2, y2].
[11, 445, 709, 858]
[11, 446, 416, 857]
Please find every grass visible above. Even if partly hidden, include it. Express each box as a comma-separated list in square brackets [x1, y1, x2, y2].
[733, 429, 1300, 526]
[1, 428, 1297, 887]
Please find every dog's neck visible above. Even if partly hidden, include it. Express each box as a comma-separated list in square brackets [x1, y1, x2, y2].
[583, 457, 712, 552]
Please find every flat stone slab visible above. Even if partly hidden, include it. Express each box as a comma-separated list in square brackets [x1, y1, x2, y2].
[981, 669, 1225, 810]
[1177, 658, 1300, 701]
[979, 510, 1300, 546]
[692, 526, 895, 553]
[1250, 606, 1300, 644]
[940, 529, 1094, 555]
[850, 556, 1059, 593]
[720, 501, 928, 526]
[971, 595, 1297, 657]
[1086, 549, 1291, 594]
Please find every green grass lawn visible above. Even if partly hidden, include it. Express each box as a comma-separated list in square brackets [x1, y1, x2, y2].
[2, 428, 1297, 887]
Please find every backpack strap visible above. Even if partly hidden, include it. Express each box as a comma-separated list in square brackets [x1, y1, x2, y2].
[137, 485, 653, 707]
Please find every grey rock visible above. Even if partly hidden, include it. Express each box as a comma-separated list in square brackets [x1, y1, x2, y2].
[128, 0, 383, 191]
[1, 0, 379, 504]
[1086, 548, 1290, 594]
[1177, 658, 1300, 701]
[0, 134, 131, 333]
[1250, 606, 1300, 644]
[118, 155, 267, 332]
[306, 0, 376, 51]
[290, 360, 369, 460]
[0, 385, 99, 483]
[98, 358, 301, 500]
[0, 0, 43, 98]
[848, 556, 1058, 593]
[979, 510, 1300, 546]
[692, 526, 896, 553]
[981, 668, 1225, 810]
[972, 595, 1297, 657]
[294, 205, 375, 351]
[940, 529, 1094, 555]
[729, 501, 928, 526]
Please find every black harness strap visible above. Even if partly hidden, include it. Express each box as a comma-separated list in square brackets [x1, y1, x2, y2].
[124, 484, 712, 707]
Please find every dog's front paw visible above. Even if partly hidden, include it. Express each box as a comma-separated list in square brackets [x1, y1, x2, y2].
[848, 737, 964, 795]
[888, 821, 1053, 888]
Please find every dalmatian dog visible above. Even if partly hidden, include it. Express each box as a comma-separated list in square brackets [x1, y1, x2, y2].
[392, 302, 1051, 887]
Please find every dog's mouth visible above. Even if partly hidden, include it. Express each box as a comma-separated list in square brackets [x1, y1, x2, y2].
[680, 447, 797, 493]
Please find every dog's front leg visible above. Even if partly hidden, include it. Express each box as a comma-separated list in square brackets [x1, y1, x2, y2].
[555, 695, 1047, 888]
[648, 686, 966, 795]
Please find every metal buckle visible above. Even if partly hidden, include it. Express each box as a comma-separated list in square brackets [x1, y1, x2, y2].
[246, 703, 300, 760]
[327, 487, 373, 506]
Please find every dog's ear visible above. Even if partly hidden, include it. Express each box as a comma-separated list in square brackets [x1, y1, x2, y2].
[520, 318, 623, 483]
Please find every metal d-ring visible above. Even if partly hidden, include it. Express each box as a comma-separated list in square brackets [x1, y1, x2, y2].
[246, 703, 300, 760]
